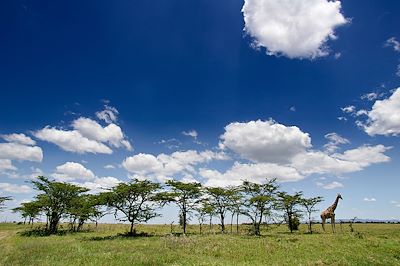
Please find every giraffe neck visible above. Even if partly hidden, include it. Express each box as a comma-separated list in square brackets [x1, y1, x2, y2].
[330, 196, 340, 212]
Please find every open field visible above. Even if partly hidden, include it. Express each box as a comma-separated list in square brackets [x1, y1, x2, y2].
[1, 223, 400, 265]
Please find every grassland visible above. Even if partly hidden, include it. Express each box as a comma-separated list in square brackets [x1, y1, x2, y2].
[0, 222, 399, 265]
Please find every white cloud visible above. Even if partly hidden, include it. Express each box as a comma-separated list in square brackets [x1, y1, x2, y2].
[0, 143, 43, 162]
[292, 151, 361, 175]
[79, 176, 122, 193]
[122, 150, 228, 181]
[182, 130, 198, 140]
[104, 164, 116, 169]
[289, 106, 296, 112]
[337, 116, 347, 121]
[96, 105, 119, 124]
[341, 105, 356, 114]
[364, 197, 377, 202]
[361, 92, 379, 101]
[0, 182, 32, 194]
[317, 181, 343, 190]
[359, 88, 400, 136]
[54, 162, 95, 182]
[1, 133, 36, 146]
[34, 127, 113, 154]
[242, 0, 348, 59]
[72, 117, 132, 151]
[385, 37, 400, 52]
[220, 119, 311, 163]
[0, 159, 17, 171]
[200, 162, 304, 187]
[323, 132, 349, 153]
[334, 145, 391, 167]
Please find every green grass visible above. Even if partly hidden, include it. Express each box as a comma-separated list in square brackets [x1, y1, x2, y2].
[1, 222, 400, 265]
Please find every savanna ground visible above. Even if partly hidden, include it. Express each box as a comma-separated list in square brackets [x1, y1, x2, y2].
[0, 222, 399, 265]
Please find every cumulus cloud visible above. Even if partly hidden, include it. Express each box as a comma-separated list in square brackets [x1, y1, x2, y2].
[96, 105, 119, 124]
[122, 150, 229, 181]
[0, 159, 17, 171]
[72, 117, 132, 151]
[0, 142, 43, 162]
[34, 127, 113, 154]
[242, 0, 348, 59]
[220, 119, 311, 163]
[200, 162, 304, 187]
[316, 181, 343, 190]
[359, 88, 400, 136]
[53, 162, 96, 182]
[79, 176, 122, 193]
[333, 145, 391, 167]
[104, 164, 116, 169]
[0, 182, 32, 194]
[1, 133, 36, 146]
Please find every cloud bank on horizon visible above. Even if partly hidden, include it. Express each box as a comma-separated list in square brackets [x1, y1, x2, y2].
[2, 86, 400, 194]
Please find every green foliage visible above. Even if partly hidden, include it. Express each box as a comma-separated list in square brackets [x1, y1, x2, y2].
[101, 179, 162, 235]
[13, 201, 41, 224]
[276, 191, 303, 233]
[206, 186, 237, 233]
[302, 196, 324, 233]
[240, 179, 279, 235]
[163, 180, 203, 234]
[0, 196, 12, 212]
[30, 176, 89, 234]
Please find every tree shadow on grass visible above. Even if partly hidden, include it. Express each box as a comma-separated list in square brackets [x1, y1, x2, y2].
[83, 231, 153, 241]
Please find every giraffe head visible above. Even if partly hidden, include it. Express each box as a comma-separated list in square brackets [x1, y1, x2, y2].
[337, 193, 343, 200]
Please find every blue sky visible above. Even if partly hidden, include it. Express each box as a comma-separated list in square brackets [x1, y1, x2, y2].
[1, 0, 400, 223]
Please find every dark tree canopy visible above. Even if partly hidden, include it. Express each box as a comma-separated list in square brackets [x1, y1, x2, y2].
[0, 196, 12, 212]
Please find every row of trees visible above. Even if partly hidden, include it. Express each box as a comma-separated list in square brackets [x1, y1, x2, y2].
[10, 176, 324, 236]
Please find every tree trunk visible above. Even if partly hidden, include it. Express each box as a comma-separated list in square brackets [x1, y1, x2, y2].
[236, 213, 239, 234]
[130, 221, 135, 235]
[49, 212, 59, 234]
[230, 213, 234, 233]
[183, 212, 187, 234]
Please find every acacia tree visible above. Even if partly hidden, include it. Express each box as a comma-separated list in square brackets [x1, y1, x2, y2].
[302, 196, 323, 234]
[227, 187, 243, 234]
[206, 187, 236, 233]
[240, 179, 279, 236]
[163, 180, 202, 234]
[277, 192, 303, 233]
[0, 196, 12, 212]
[13, 201, 41, 225]
[101, 179, 162, 235]
[31, 176, 89, 234]
[68, 194, 105, 231]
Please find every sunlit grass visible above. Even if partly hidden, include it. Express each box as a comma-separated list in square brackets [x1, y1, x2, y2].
[1, 223, 400, 265]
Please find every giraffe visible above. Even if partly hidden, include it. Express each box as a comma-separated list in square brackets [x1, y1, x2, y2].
[320, 194, 342, 233]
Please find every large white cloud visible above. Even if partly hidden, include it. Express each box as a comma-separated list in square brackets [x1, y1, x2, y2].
[122, 150, 229, 181]
[242, 0, 348, 59]
[0, 142, 43, 162]
[79, 176, 122, 194]
[333, 145, 391, 167]
[34, 127, 113, 154]
[200, 162, 304, 187]
[220, 119, 311, 163]
[54, 162, 96, 182]
[72, 117, 132, 150]
[1, 133, 36, 146]
[361, 88, 400, 136]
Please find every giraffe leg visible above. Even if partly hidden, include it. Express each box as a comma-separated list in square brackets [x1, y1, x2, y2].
[321, 216, 326, 232]
[332, 216, 335, 234]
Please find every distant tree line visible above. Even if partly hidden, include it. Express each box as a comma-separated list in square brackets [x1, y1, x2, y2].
[10, 176, 324, 236]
